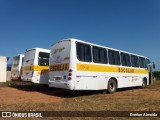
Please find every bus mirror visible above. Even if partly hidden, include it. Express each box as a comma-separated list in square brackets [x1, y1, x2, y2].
[153, 64, 155, 69]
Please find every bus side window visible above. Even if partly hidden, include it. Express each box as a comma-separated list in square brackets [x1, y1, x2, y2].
[108, 50, 120, 65]
[131, 55, 139, 67]
[139, 57, 146, 68]
[38, 52, 49, 66]
[76, 42, 92, 62]
[92, 46, 108, 64]
[100, 48, 108, 64]
[120, 53, 131, 67]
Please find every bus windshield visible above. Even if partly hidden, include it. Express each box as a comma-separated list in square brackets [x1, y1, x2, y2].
[12, 56, 20, 67]
[24, 49, 35, 64]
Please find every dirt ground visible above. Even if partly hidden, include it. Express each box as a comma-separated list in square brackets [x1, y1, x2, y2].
[0, 84, 160, 105]
[0, 87, 63, 104]
[0, 81, 160, 120]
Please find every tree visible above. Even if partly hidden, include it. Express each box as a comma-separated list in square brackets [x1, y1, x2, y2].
[153, 71, 160, 80]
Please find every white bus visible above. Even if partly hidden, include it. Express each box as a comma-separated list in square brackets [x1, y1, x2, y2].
[11, 54, 24, 80]
[21, 48, 50, 84]
[49, 38, 154, 93]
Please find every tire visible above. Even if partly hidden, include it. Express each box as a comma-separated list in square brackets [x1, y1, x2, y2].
[107, 79, 117, 94]
[142, 79, 147, 88]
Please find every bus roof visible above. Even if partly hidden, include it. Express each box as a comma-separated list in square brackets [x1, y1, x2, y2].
[52, 38, 148, 59]
[13, 54, 24, 58]
[25, 48, 50, 53]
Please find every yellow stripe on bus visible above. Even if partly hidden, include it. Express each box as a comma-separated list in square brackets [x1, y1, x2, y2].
[77, 63, 148, 74]
[34, 66, 49, 71]
[22, 65, 49, 71]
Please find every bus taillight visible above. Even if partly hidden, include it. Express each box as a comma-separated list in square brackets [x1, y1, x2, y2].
[69, 73, 72, 76]
[68, 69, 72, 80]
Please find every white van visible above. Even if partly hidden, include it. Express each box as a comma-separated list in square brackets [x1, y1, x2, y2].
[21, 48, 50, 84]
[11, 54, 24, 80]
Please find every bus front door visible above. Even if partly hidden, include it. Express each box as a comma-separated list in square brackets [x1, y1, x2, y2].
[148, 65, 152, 85]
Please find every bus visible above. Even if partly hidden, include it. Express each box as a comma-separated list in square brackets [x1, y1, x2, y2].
[49, 38, 154, 93]
[11, 54, 24, 80]
[21, 48, 50, 84]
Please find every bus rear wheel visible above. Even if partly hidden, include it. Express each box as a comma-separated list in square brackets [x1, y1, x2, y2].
[142, 79, 147, 88]
[107, 79, 117, 94]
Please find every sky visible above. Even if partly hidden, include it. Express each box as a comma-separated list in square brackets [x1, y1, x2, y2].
[0, 0, 160, 70]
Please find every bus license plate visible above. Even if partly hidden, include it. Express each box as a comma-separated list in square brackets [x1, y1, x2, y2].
[55, 77, 61, 80]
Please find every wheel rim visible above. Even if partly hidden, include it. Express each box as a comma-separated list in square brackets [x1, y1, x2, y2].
[110, 83, 115, 91]
[142, 80, 146, 87]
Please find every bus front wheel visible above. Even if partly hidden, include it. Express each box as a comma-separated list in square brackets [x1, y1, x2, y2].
[107, 79, 117, 94]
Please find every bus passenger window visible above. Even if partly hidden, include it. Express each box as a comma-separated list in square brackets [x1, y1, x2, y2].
[76, 42, 92, 62]
[121, 53, 131, 67]
[131, 55, 139, 67]
[108, 50, 120, 65]
[139, 57, 146, 68]
[92, 46, 108, 64]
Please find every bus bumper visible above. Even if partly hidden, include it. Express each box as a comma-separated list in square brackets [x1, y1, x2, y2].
[48, 80, 73, 90]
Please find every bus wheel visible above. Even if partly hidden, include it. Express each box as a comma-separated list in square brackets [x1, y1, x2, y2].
[142, 79, 147, 88]
[107, 79, 117, 94]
